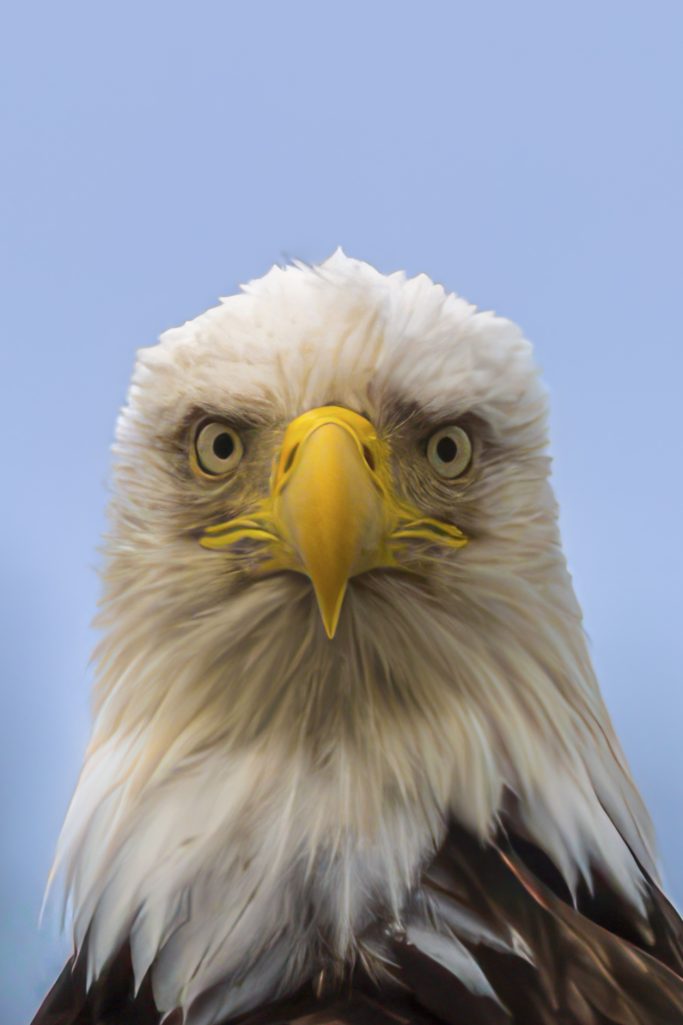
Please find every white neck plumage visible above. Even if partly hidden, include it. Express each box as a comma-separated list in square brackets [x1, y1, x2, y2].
[51, 548, 655, 1023]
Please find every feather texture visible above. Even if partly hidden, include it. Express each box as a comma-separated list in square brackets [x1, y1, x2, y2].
[34, 252, 678, 1023]
[33, 820, 683, 1024]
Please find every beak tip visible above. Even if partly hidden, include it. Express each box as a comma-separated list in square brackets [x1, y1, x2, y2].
[315, 583, 347, 640]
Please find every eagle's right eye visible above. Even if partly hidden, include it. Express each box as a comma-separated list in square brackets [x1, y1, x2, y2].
[194, 420, 244, 477]
[426, 425, 472, 479]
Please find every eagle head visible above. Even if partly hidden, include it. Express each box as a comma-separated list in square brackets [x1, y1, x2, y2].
[51, 252, 655, 1022]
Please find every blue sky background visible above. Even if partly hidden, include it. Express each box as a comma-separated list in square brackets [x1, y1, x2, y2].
[1, 2, 682, 1021]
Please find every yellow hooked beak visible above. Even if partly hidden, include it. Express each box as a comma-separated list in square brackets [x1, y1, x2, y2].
[200, 406, 467, 638]
[271, 409, 393, 637]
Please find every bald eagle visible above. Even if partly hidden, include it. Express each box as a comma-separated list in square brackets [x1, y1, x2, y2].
[33, 253, 683, 1025]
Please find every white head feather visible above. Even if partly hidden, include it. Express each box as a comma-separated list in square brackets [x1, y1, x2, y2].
[51, 251, 656, 1025]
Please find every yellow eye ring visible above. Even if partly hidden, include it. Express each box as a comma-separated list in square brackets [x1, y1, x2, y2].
[426, 425, 472, 479]
[194, 421, 244, 477]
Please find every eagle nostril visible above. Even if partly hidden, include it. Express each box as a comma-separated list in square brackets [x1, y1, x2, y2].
[283, 444, 299, 474]
[363, 446, 375, 471]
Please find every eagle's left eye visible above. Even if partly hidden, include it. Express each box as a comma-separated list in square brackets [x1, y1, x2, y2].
[426, 425, 472, 479]
[194, 420, 244, 476]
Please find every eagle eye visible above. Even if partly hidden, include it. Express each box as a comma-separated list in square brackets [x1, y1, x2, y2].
[426, 425, 472, 479]
[194, 420, 244, 476]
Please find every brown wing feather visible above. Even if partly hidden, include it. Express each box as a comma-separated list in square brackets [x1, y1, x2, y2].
[30, 946, 170, 1025]
[31, 821, 683, 1025]
[409, 822, 683, 1025]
